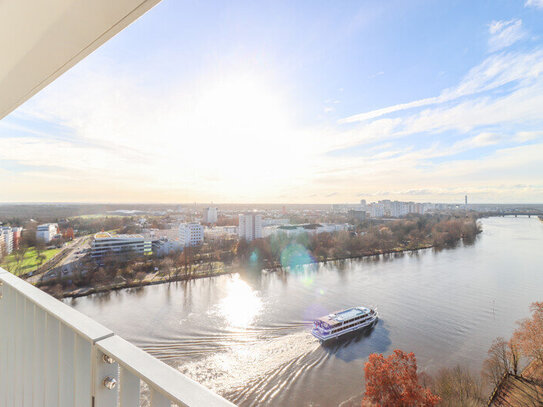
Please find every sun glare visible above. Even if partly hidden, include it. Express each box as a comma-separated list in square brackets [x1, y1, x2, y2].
[218, 274, 262, 329]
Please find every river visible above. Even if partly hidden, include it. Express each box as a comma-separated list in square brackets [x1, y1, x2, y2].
[68, 217, 543, 406]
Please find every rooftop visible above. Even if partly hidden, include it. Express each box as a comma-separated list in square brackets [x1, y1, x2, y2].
[94, 232, 144, 240]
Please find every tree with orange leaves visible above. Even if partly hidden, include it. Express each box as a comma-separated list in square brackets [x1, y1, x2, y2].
[513, 301, 543, 364]
[362, 350, 440, 407]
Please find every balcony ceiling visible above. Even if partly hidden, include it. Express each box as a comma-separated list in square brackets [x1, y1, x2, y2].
[0, 0, 160, 120]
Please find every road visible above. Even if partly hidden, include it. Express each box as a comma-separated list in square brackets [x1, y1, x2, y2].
[27, 235, 92, 284]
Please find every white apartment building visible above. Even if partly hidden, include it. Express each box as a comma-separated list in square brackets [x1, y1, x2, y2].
[238, 213, 262, 241]
[203, 207, 218, 223]
[370, 203, 385, 218]
[91, 232, 151, 259]
[179, 223, 204, 247]
[36, 223, 58, 243]
[0, 227, 14, 255]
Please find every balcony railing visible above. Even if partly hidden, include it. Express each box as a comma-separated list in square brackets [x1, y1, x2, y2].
[0, 267, 234, 406]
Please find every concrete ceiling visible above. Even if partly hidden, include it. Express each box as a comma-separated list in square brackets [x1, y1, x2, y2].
[0, 0, 161, 120]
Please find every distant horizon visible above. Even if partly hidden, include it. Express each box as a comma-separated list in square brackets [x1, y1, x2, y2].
[1, 201, 543, 207]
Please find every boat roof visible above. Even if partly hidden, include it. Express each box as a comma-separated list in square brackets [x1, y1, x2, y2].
[317, 307, 371, 327]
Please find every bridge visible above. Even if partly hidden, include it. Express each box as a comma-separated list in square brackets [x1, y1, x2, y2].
[489, 212, 543, 218]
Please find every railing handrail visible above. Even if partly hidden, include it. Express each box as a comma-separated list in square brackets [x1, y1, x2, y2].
[0, 269, 112, 342]
[97, 335, 234, 407]
[0, 267, 235, 406]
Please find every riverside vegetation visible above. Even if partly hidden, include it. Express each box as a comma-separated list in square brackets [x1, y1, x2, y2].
[36, 214, 481, 298]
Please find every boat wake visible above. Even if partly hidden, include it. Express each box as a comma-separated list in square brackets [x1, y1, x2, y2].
[175, 331, 324, 405]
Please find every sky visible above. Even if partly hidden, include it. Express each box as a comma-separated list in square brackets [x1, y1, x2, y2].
[1, 0, 543, 204]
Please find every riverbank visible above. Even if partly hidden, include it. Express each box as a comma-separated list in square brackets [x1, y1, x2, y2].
[50, 242, 439, 299]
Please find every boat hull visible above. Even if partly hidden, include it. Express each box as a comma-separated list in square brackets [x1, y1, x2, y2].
[311, 314, 378, 341]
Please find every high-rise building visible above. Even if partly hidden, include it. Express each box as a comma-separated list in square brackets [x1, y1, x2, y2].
[179, 223, 204, 247]
[238, 213, 262, 241]
[203, 207, 218, 223]
[1, 227, 14, 255]
[11, 227, 22, 250]
[36, 223, 58, 243]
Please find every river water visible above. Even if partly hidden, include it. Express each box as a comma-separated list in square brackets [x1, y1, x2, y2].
[68, 217, 543, 406]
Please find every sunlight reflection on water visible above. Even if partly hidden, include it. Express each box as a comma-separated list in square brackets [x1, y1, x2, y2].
[216, 274, 262, 329]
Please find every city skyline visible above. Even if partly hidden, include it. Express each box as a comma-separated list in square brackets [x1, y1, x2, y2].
[1, 0, 543, 203]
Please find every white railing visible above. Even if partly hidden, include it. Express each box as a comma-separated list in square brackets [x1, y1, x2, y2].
[0, 267, 235, 406]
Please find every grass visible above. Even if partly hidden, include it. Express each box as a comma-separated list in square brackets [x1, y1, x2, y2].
[1, 247, 61, 276]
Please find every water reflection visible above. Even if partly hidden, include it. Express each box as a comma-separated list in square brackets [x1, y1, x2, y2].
[217, 274, 262, 329]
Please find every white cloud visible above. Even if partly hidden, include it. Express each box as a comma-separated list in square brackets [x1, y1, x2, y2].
[525, 0, 543, 8]
[340, 48, 543, 124]
[488, 19, 526, 52]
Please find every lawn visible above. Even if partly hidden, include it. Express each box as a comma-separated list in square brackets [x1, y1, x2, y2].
[1, 247, 61, 276]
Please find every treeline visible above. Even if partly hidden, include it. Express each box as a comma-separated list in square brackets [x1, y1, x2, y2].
[236, 215, 481, 269]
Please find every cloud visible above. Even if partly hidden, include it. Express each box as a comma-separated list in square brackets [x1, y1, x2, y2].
[451, 132, 503, 151]
[488, 19, 526, 52]
[525, 0, 543, 8]
[515, 130, 543, 142]
[340, 48, 543, 125]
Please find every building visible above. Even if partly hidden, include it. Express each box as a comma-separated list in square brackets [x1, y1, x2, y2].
[91, 232, 151, 259]
[36, 223, 59, 243]
[0, 227, 14, 255]
[204, 226, 238, 240]
[203, 207, 218, 223]
[348, 210, 366, 222]
[370, 203, 385, 218]
[238, 213, 262, 241]
[179, 223, 204, 247]
[11, 227, 23, 250]
[152, 238, 184, 257]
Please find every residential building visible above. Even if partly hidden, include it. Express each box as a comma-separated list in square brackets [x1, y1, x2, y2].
[36, 223, 58, 243]
[370, 203, 385, 218]
[91, 232, 151, 259]
[203, 207, 218, 223]
[238, 213, 262, 241]
[11, 227, 22, 250]
[0, 227, 13, 255]
[179, 223, 204, 247]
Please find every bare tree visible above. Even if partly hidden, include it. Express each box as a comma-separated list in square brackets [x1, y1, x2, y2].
[433, 365, 484, 407]
[483, 337, 512, 387]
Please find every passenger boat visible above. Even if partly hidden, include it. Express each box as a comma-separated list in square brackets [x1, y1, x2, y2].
[311, 306, 378, 341]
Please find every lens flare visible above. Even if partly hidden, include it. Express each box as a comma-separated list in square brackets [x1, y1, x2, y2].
[249, 250, 259, 265]
[280, 243, 314, 272]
